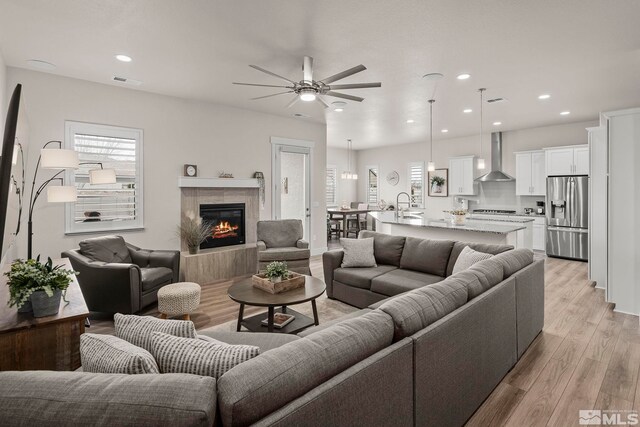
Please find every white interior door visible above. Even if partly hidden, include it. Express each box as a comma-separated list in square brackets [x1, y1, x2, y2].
[273, 144, 311, 240]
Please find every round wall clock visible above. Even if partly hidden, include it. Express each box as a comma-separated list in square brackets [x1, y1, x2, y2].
[386, 170, 400, 186]
[184, 164, 197, 177]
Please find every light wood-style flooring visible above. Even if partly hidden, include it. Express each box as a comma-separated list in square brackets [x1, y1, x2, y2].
[90, 252, 640, 425]
[467, 256, 640, 426]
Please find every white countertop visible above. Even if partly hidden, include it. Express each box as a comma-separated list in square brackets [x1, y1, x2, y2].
[369, 211, 526, 235]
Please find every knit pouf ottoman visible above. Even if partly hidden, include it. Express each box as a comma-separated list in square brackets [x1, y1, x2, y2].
[157, 282, 201, 320]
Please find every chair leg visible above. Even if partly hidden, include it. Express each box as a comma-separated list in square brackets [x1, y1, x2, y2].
[182, 314, 190, 321]
[160, 313, 167, 319]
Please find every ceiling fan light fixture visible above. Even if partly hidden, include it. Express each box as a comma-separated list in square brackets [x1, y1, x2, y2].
[299, 88, 317, 102]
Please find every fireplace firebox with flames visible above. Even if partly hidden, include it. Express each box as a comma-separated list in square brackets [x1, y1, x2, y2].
[199, 203, 245, 249]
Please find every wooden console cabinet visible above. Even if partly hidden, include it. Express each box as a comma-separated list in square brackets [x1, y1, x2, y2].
[0, 258, 89, 371]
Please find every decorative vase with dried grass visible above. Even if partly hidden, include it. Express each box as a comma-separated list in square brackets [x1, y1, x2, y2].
[177, 211, 212, 254]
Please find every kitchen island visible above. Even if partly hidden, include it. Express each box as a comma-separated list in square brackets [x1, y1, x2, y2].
[369, 211, 533, 249]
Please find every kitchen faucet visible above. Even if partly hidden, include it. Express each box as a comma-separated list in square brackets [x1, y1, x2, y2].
[396, 192, 411, 212]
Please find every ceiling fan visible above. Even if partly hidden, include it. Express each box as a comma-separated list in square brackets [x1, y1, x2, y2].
[233, 56, 381, 108]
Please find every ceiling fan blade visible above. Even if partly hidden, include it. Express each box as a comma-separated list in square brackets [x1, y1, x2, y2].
[250, 91, 293, 100]
[325, 91, 364, 102]
[285, 95, 300, 109]
[316, 96, 330, 109]
[233, 82, 292, 88]
[328, 82, 382, 90]
[319, 65, 367, 84]
[249, 65, 297, 84]
[303, 56, 313, 83]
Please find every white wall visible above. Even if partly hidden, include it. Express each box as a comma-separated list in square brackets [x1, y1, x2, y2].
[7, 67, 327, 258]
[0, 49, 6, 138]
[326, 146, 357, 206]
[356, 120, 597, 217]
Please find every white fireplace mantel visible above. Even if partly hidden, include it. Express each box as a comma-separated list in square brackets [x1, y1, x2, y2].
[178, 177, 260, 188]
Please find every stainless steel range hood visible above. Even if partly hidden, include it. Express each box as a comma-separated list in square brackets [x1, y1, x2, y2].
[475, 132, 515, 182]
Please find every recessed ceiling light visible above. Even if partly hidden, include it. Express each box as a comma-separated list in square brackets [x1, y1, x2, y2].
[463, 108, 473, 113]
[441, 129, 449, 133]
[457, 73, 471, 80]
[332, 101, 346, 112]
[423, 72, 444, 80]
[493, 121, 502, 126]
[560, 111, 571, 116]
[406, 119, 415, 124]
[334, 108, 344, 112]
[25, 59, 56, 71]
[115, 54, 132, 62]
[538, 94, 551, 100]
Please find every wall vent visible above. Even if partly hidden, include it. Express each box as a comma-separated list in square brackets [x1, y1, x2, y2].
[112, 76, 142, 86]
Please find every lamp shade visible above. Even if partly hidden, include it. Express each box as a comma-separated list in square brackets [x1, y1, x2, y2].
[427, 161, 435, 172]
[89, 168, 117, 184]
[40, 149, 79, 169]
[47, 185, 77, 203]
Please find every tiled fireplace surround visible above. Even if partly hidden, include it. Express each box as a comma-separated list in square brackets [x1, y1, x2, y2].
[180, 186, 260, 283]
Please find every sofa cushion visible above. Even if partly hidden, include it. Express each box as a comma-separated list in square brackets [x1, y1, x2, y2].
[217, 310, 394, 427]
[298, 308, 372, 337]
[446, 241, 513, 277]
[80, 333, 159, 374]
[196, 331, 300, 353]
[114, 314, 196, 352]
[454, 257, 505, 300]
[334, 265, 397, 289]
[258, 247, 310, 262]
[141, 267, 173, 291]
[492, 248, 534, 277]
[359, 230, 406, 266]
[452, 246, 494, 274]
[151, 332, 259, 379]
[371, 269, 443, 297]
[257, 219, 303, 248]
[379, 277, 468, 341]
[79, 235, 132, 263]
[399, 237, 455, 276]
[340, 237, 377, 268]
[0, 371, 217, 427]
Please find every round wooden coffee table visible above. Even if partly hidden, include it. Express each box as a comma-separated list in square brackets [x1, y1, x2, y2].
[228, 275, 326, 334]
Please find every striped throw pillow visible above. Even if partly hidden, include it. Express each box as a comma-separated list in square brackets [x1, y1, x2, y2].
[452, 246, 493, 274]
[114, 314, 196, 352]
[80, 333, 159, 374]
[151, 332, 260, 379]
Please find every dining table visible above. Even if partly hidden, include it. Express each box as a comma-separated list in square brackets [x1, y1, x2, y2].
[327, 208, 371, 237]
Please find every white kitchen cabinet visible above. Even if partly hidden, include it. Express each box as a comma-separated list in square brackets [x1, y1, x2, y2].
[449, 156, 476, 195]
[532, 218, 546, 251]
[545, 145, 590, 176]
[515, 151, 545, 196]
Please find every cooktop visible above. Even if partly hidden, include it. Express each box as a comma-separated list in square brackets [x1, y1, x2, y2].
[472, 209, 517, 214]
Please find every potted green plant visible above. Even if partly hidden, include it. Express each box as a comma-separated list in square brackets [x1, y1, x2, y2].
[445, 209, 468, 225]
[177, 211, 212, 254]
[5, 257, 77, 317]
[430, 175, 446, 193]
[264, 261, 289, 283]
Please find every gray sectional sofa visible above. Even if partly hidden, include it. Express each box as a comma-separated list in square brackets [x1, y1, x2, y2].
[0, 232, 544, 427]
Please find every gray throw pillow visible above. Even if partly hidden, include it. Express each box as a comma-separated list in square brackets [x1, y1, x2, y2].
[151, 332, 259, 379]
[114, 314, 196, 352]
[80, 333, 159, 374]
[452, 246, 493, 274]
[340, 237, 377, 268]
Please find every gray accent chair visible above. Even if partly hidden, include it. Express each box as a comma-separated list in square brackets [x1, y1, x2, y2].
[257, 219, 311, 275]
[62, 235, 180, 314]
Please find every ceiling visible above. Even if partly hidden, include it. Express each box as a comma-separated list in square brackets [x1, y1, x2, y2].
[1, 0, 639, 149]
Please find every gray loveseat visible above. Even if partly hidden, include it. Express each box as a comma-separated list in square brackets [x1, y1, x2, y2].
[1, 232, 544, 427]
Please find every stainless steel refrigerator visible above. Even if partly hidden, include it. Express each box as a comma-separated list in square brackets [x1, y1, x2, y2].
[546, 176, 589, 261]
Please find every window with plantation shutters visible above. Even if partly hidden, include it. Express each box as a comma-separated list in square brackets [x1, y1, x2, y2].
[65, 121, 144, 234]
[408, 162, 424, 208]
[367, 165, 379, 206]
[326, 166, 337, 206]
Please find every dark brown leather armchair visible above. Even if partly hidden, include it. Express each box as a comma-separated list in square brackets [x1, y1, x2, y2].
[62, 235, 180, 314]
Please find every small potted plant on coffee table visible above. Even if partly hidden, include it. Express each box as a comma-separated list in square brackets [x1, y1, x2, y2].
[265, 261, 289, 283]
[5, 256, 77, 317]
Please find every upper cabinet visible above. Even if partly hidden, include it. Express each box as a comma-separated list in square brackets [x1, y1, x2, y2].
[545, 145, 590, 176]
[515, 150, 545, 196]
[449, 156, 477, 195]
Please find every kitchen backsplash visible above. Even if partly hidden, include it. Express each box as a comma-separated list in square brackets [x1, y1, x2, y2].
[464, 181, 544, 212]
